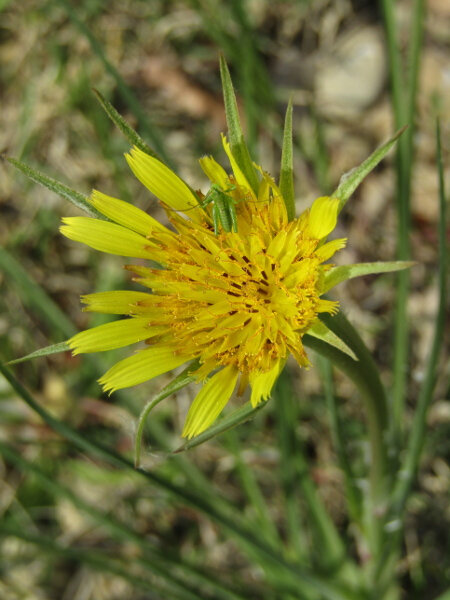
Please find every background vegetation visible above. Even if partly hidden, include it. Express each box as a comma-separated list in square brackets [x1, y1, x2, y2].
[0, 1, 448, 598]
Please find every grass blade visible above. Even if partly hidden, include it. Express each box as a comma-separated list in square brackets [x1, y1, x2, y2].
[93, 89, 162, 160]
[273, 369, 309, 563]
[0, 247, 76, 337]
[225, 429, 281, 547]
[274, 368, 350, 575]
[390, 119, 447, 517]
[317, 356, 362, 523]
[135, 362, 199, 467]
[219, 54, 259, 195]
[381, 0, 426, 442]
[322, 261, 415, 293]
[333, 126, 407, 210]
[279, 98, 295, 221]
[4, 157, 104, 218]
[7, 341, 70, 365]
[57, 0, 172, 167]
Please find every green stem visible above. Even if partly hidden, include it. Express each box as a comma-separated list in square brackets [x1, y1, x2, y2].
[376, 119, 448, 584]
[381, 0, 426, 444]
[274, 367, 358, 582]
[391, 122, 447, 514]
[274, 369, 309, 564]
[306, 313, 390, 577]
[318, 313, 390, 496]
[134, 363, 198, 467]
[225, 430, 281, 548]
[317, 356, 362, 524]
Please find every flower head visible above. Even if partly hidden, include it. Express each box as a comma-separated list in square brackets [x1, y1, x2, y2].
[61, 134, 348, 439]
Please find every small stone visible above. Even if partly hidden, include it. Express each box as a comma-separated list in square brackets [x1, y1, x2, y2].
[315, 27, 386, 117]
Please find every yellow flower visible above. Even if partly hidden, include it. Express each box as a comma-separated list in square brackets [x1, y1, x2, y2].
[61, 137, 347, 439]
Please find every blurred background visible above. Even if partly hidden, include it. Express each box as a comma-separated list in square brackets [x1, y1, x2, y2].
[0, 1, 449, 598]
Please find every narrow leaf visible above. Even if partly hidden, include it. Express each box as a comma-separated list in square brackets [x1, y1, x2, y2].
[333, 125, 408, 209]
[390, 118, 448, 517]
[0, 247, 76, 337]
[58, 0, 172, 167]
[279, 98, 295, 221]
[316, 356, 363, 523]
[219, 54, 259, 194]
[135, 361, 200, 467]
[274, 368, 348, 571]
[93, 89, 162, 161]
[4, 157, 104, 219]
[175, 400, 267, 453]
[7, 341, 70, 365]
[307, 321, 357, 360]
[322, 261, 415, 293]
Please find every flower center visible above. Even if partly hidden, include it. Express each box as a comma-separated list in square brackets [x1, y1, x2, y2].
[140, 200, 327, 377]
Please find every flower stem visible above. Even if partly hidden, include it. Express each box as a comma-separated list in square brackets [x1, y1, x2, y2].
[319, 312, 390, 497]
[307, 313, 391, 580]
[134, 362, 198, 467]
[317, 356, 363, 524]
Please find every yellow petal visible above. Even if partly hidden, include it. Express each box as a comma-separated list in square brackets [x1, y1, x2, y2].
[316, 299, 339, 314]
[81, 291, 154, 314]
[307, 196, 340, 239]
[99, 346, 187, 393]
[199, 156, 229, 188]
[60, 217, 156, 259]
[182, 366, 239, 439]
[250, 360, 282, 407]
[267, 230, 287, 260]
[68, 317, 166, 354]
[90, 190, 168, 235]
[221, 134, 256, 198]
[288, 342, 310, 368]
[125, 147, 203, 221]
[315, 238, 347, 262]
